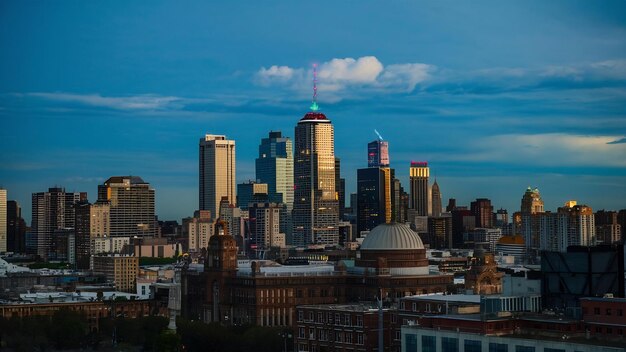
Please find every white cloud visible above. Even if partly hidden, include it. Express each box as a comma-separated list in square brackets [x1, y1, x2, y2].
[456, 133, 626, 167]
[27, 92, 180, 110]
[255, 65, 300, 86]
[254, 56, 434, 95]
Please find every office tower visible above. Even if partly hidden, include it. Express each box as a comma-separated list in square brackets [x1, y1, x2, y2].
[471, 198, 494, 228]
[558, 202, 595, 247]
[426, 216, 452, 249]
[451, 207, 475, 248]
[594, 210, 621, 245]
[255, 131, 294, 207]
[392, 178, 409, 223]
[431, 180, 442, 217]
[292, 86, 339, 246]
[409, 161, 429, 216]
[248, 202, 284, 252]
[367, 140, 389, 168]
[520, 187, 544, 251]
[357, 168, 387, 235]
[335, 158, 346, 221]
[97, 176, 155, 237]
[7, 200, 26, 253]
[74, 201, 91, 269]
[32, 187, 87, 260]
[237, 181, 269, 211]
[187, 210, 214, 253]
[338, 178, 346, 221]
[0, 189, 6, 252]
[200, 134, 236, 218]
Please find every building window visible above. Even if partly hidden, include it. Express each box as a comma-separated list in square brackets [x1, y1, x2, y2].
[344, 314, 351, 326]
[618, 309, 623, 317]
[594, 307, 600, 315]
[308, 312, 314, 321]
[422, 335, 436, 352]
[345, 332, 352, 343]
[515, 346, 534, 352]
[298, 311, 304, 322]
[464, 340, 481, 352]
[299, 327, 305, 338]
[318, 312, 323, 323]
[357, 333, 364, 345]
[356, 316, 363, 327]
[405, 334, 417, 352]
[395, 330, 401, 340]
[489, 343, 508, 352]
[442, 337, 458, 352]
[544, 349, 565, 352]
[391, 314, 397, 323]
[606, 308, 612, 316]
[412, 303, 417, 311]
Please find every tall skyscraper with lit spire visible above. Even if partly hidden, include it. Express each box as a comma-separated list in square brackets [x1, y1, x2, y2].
[292, 65, 339, 246]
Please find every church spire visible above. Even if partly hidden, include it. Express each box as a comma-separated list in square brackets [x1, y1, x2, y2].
[310, 63, 320, 111]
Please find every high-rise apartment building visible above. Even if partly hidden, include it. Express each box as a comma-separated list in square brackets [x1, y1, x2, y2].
[292, 108, 339, 246]
[0, 189, 6, 252]
[431, 181, 442, 217]
[558, 201, 595, 247]
[367, 140, 389, 168]
[32, 187, 87, 260]
[187, 210, 214, 253]
[594, 210, 622, 245]
[470, 198, 494, 228]
[199, 134, 236, 218]
[248, 202, 284, 252]
[409, 162, 429, 216]
[97, 176, 155, 237]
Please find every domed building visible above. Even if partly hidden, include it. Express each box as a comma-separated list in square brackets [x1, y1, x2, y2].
[355, 223, 429, 276]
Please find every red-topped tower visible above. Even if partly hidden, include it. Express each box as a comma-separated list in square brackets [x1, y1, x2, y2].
[292, 64, 339, 246]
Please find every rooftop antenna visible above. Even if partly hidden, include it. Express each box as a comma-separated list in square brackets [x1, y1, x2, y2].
[310, 63, 320, 111]
[374, 129, 384, 141]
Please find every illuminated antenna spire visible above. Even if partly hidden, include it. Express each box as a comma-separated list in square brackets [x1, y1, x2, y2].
[310, 63, 320, 111]
[374, 129, 384, 141]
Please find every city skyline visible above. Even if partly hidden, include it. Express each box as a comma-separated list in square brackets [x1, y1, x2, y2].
[1, 1, 626, 223]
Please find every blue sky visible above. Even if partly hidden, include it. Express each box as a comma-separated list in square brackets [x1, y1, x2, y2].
[1, 1, 625, 223]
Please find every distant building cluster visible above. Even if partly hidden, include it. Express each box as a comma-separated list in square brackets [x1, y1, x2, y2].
[1, 83, 625, 351]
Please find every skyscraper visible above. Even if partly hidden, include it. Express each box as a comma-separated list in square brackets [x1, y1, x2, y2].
[519, 187, 545, 250]
[471, 198, 494, 228]
[199, 134, 236, 218]
[74, 200, 91, 269]
[367, 140, 389, 168]
[255, 131, 294, 239]
[558, 201, 595, 247]
[7, 200, 26, 253]
[0, 189, 6, 252]
[409, 161, 429, 216]
[357, 167, 386, 235]
[431, 180, 442, 217]
[97, 176, 156, 237]
[32, 187, 87, 260]
[255, 131, 294, 208]
[237, 181, 269, 211]
[292, 71, 339, 246]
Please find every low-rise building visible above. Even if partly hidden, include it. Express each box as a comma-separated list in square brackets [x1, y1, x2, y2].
[92, 255, 138, 293]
